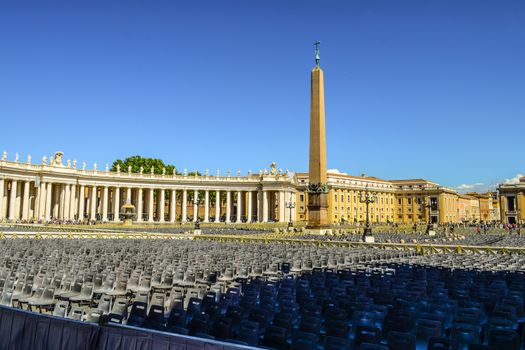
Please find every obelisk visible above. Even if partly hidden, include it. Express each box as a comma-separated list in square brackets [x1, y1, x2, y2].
[307, 41, 330, 232]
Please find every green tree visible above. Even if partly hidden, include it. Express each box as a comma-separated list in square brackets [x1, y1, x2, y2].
[111, 155, 178, 175]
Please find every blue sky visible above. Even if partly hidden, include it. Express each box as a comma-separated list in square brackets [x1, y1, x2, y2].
[1, 0, 524, 192]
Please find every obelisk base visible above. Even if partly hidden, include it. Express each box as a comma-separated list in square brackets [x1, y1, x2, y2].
[306, 192, 330, 235]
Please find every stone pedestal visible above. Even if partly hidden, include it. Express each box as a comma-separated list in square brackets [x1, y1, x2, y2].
[364, 236, 375, 243]
[305, 228, 332, 235]
[307, 191, 329, 229]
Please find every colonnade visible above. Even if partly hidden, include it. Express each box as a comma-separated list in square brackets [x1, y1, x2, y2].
[0, 178, 297, 223]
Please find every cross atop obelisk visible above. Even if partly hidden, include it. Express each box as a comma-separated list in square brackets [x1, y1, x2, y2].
[307, 41, 329, 232]
[314, 40, 320, 66]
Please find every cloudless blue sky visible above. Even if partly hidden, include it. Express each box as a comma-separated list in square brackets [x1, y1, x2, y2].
[1, 0, 524, 191]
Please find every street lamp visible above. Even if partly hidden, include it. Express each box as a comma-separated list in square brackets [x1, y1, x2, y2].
[358, 185, 377, 241]
[193, 192, 202, 230]
[421, 198, 432, 233]
[286, 196, 296, 229]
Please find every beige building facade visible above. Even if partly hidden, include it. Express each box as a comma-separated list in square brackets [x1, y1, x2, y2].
[296, 172, 460, 225]
[0, 152, 297, 224]
[498, 177, 525, 225]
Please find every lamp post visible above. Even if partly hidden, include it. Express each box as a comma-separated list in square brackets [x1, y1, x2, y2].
[286, 197, 296, 229]
[193, 192, 202, 230]
[422, 198, 432, 233]
[358, 185, 377, 241]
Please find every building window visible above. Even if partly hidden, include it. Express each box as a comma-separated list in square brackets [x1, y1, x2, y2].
[300, 194, 304, 202]
[408, 198, 412, 205]
[398, 198, 402, 205]
[430, 197, 438, 211]
[341, 195, 344, 202]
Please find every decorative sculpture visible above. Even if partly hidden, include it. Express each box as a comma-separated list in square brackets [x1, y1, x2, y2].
[307, 183, 329, 194]
[67, 159, 71, 168]
[128, 165, 132, 174]
[162, 167, 166, 176]
[140, 166, 144, 174]
[184, 168, 187, 176]
[151, 166, 155, 174]
[237, 169, 241, 176]
[106, 164, 109, 172]
[15, 153, 19, 163]
[270, 162, 277, 175]
[205, 169, 209, 176]
[27, 154, 32, 164]
[93, 163, 97, 171]
[73, 160, 77, 168]
[53, 151, 64, 166]
[116, 164, 120, 173]
[1, 151, 6, 161]
[82, 162, 86, 170]
[42, 156, 48, 165]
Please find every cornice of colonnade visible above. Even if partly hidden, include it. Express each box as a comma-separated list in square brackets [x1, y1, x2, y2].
[0, 158, 298, 192]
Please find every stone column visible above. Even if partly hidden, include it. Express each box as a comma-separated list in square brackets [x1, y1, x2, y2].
[102, 186, 108, 221]
[45, 182, 52, 221]
[148, 188, 154, 222]
[33, 182, 41, 220]
[78, 185, 85, 221]
[0, 179, 5, 220]
[8, 180, 17, 221]
[204, 190, 209, 222]
[291, 193, 297, 222]
[126, 187, 132, 205]
[63, 184, 71, 220]
[226, 191, 231, 223]
[262, 190, 269, 223]
[214, 190, 220, 222]
[159, 189, 165, 222]
[247, 191, 253, 223]
[113, 187, 121, 222]
[182, 189, 187, 222]
[58, 184, 65, 220]
[90, 186, 97, 221]
[69, 184, 77, 220]
[136, 188, 142, 222]
[236, 191, 243, 223]
[279, 191, 285, 222]
[169, 189, 176, 222]
[193, 189, 198, 222]
[22, 181, 30, 220]
[258, 190, 263, 222]
[284, 192, 291, 223]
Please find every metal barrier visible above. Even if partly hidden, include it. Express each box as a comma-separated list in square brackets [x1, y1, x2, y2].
[192, 234, 525, 255]
[2, 225, 525, 255]
[0, 305, 256, 350]
[0, 231, 188, 240]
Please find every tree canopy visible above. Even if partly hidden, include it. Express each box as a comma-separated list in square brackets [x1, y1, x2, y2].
[110, 155, 203, 176]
